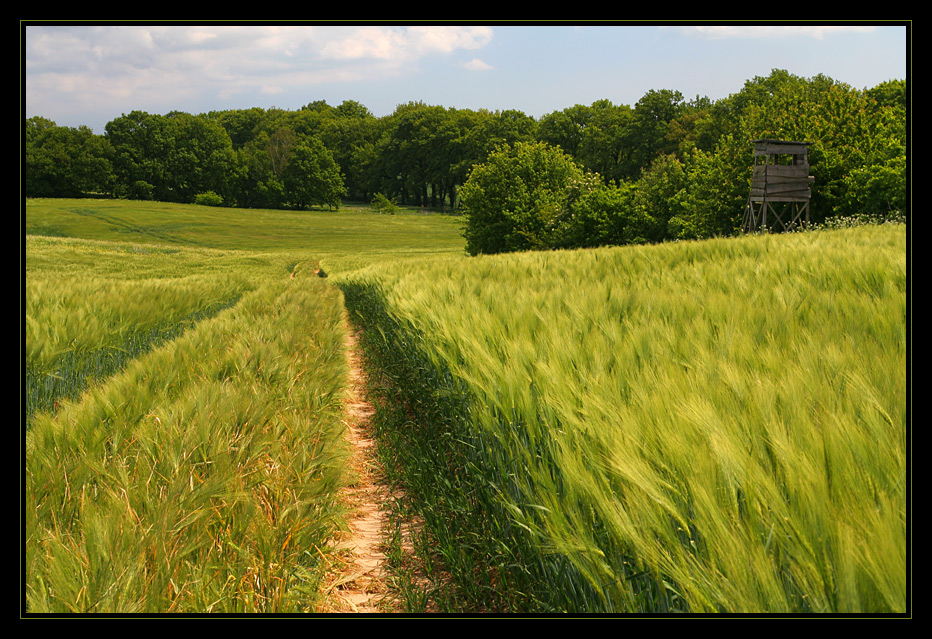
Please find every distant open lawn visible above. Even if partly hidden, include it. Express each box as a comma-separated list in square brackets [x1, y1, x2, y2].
[24, 198, 468, 273]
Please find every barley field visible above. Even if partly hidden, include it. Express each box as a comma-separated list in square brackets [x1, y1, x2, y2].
[23, 199, 465, 613]
[24, 199, 907, 614]
[338, 224, 907, 613]
[25, 240, 352, 612]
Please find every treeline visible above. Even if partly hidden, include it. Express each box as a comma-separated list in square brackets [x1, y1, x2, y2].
[25, 69, 906, 244]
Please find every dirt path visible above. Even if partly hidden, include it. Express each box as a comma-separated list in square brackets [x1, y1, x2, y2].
[318, 312, 401, 613]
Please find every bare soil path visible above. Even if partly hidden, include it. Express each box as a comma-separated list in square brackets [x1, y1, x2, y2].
[316, 313, 397, 613]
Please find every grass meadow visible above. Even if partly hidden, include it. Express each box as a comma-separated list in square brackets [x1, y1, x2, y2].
[23, 198, 907, 614]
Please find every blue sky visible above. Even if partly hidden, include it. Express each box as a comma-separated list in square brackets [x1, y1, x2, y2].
[24, 23, 909, 134]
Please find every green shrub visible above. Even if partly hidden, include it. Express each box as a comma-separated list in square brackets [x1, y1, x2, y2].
[194, 190, 224, 207]
[128, 180, 154, 201]
[370, 192, 398, 215]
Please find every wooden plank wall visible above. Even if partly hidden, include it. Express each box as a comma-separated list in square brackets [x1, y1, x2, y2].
[750, 164, 811, 202]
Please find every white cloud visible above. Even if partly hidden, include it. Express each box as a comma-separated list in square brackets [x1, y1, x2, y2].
[319, 25, 493, 61]
[26, 24, 496, 115]
[462, 58, 493, 71]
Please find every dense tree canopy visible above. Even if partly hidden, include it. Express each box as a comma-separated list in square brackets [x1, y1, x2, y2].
[25, 70, 907, 250]
[283, 137, 345, 210]
[459, 141, 601, 254]
[26, 118, 114, 198]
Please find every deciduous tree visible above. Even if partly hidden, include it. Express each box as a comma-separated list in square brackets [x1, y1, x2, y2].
[26, 119, 114, 197]
[460, 141, 599, 254]
[282, 137, 346, 210]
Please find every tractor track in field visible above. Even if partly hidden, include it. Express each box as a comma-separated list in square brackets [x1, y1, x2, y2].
[321, 304, 442, 614]
[318, 311, 400, 613]
[300, 263, 442, 614]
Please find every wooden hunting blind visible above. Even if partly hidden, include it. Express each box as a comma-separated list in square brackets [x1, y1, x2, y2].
[742, 139, 814, 233]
